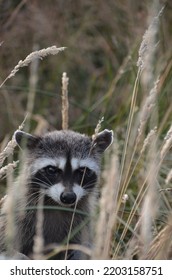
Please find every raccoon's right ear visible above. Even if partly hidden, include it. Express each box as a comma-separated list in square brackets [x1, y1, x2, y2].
[92, 129, 114, 153]
[14, 130, 41, 150]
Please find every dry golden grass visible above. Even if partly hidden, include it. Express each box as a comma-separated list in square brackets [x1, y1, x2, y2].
[0, 2, 172, 260]
[0, 46, 66, 89]
[61, 72, 69, 130]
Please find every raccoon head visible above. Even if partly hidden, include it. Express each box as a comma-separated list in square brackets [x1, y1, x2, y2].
[15, 129, 113, 207]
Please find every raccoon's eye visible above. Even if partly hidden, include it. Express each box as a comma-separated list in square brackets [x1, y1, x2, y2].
[44, 165, 61, 176]
[77, 167, 93, 177]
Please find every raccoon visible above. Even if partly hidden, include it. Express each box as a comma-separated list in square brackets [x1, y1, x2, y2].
[0, 129, 113, 259]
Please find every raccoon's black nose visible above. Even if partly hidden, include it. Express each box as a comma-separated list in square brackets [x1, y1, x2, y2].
[60, 192, 77, 204]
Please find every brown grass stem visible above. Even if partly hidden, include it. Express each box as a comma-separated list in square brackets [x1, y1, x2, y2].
[117, 68, 141, 205]
[93, 143, 119, 259]
[25, 44, 39, 133]
[61, 72, 69, 130]
[33, 194, 45, 259]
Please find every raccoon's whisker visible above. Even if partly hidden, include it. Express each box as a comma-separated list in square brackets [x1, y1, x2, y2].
[25, 192, 42, 207]
[83, 180, 97, 190]
[29, 179, 51, 189]
[35, 171, 53, 186]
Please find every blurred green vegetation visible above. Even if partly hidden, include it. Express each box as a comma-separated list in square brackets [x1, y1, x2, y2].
[0, 0, 169, 134]
[0, 0, 172, 190]
[0, 0, 171, 135]
[0, 0, 172, 258]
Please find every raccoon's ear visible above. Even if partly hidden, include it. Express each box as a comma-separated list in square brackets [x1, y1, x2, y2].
[14, 130, 40, 150]
[92, 129, 113, 153]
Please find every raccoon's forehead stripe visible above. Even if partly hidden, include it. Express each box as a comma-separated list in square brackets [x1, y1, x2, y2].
[71, 158, 99, 174]
[31, 157, 67, 174]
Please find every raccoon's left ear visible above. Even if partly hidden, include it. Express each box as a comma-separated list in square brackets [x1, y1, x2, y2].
[92, 129, 113, 153]
[14, 130, 41, 150]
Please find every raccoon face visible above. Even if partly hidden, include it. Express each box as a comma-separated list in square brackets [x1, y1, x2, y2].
[15, 129, 113, 207]
[30, 157, 98, 206]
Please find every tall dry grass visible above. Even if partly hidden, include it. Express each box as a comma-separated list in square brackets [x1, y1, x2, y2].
[0, 2, 172, 260]
[92, 3, 172, 260]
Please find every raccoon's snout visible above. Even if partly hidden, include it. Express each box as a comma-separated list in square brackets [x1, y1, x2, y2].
[60, 192, 77, 205]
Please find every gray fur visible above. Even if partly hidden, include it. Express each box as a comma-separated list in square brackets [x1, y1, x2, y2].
[0, 129, 113, 259]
